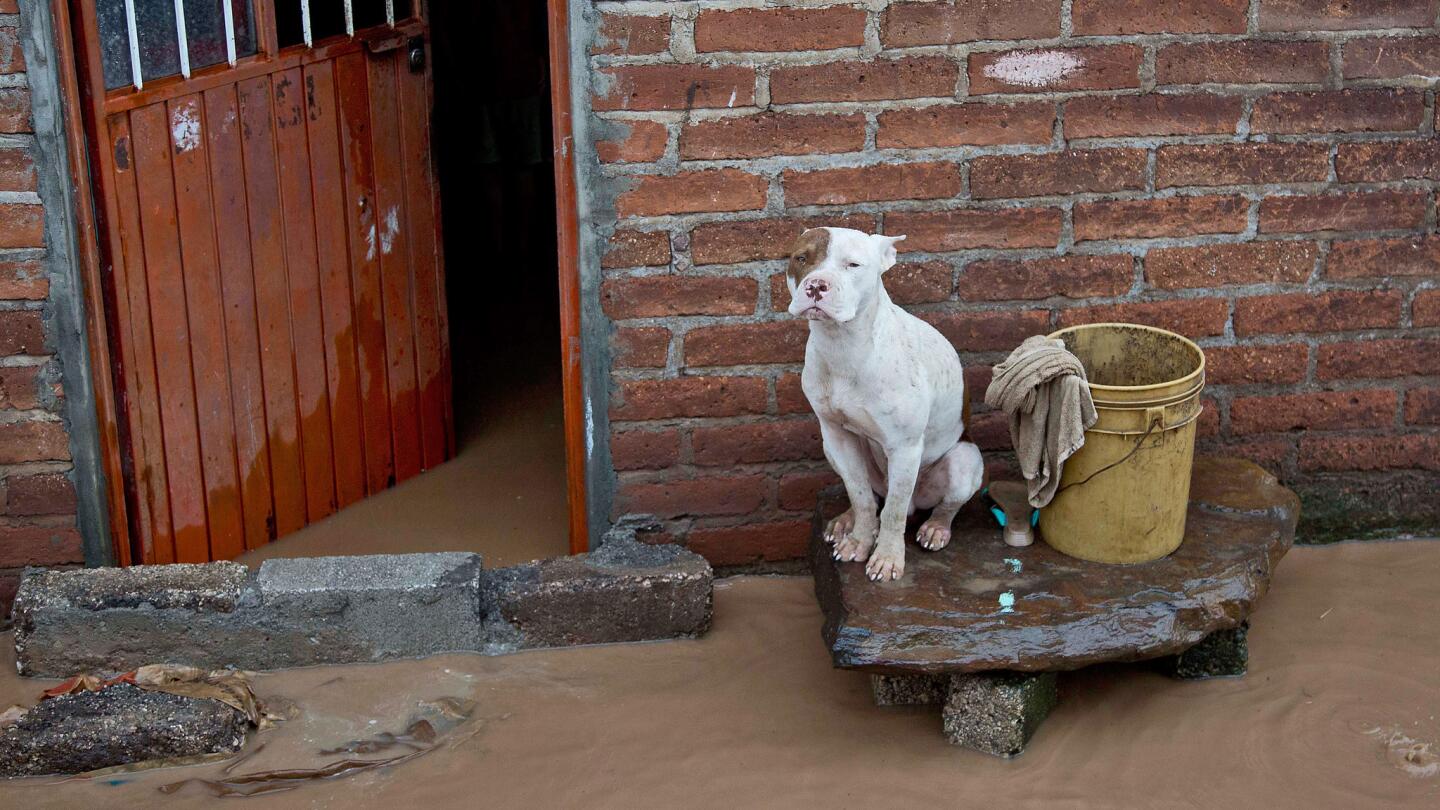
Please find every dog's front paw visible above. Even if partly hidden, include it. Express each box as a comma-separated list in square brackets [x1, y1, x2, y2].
[833, 517, 876, 563]
[824, 509, 856, 545]
[864, 541, 905, 582]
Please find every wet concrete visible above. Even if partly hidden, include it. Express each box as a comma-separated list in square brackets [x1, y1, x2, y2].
[2, 541, 1437, 807]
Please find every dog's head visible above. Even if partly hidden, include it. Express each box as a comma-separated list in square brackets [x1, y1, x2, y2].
[785, 227, 906, 323]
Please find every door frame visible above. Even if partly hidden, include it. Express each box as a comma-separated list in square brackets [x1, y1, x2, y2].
[48, 0, 591, 562]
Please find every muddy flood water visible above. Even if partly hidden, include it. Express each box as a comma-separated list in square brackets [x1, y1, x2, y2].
[2, 540, 1437, 808]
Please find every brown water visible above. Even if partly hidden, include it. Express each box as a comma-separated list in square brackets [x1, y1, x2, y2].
[3, 541, 1437, 808]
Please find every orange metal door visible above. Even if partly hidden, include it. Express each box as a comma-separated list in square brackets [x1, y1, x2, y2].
[70, 0, 451, 564]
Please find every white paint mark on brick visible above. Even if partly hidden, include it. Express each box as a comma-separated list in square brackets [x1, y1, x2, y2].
[170, 104, 202, 153]
[983, 50, 1084, 88]
[727, 89, 737, 108]
[380, 206, 400, 255]
[366, 222, 378, 261]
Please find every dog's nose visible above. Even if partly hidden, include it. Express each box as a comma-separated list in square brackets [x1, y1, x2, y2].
[805, 279, 828, 300]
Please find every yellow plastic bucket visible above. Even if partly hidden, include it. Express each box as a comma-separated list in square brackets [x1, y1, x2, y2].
[1038, 323, 1206, 564]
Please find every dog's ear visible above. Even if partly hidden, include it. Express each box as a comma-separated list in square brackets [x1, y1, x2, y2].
[874, 234, 905, 272]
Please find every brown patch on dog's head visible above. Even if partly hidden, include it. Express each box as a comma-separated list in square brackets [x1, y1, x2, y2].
[787, 228, 830, 286]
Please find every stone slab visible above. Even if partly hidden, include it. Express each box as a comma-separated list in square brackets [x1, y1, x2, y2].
[942, 671, 1058, 757]
[813, 457, 1298, 675]
[482, 530, 713, 652]
[0, 684, 247, 777]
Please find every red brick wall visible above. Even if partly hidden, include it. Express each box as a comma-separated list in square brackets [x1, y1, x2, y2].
[592, 0, 1440, 564]
[0, 6, 81, 613]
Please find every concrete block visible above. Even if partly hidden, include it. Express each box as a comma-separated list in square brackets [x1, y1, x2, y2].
[942, 671, 1058, 757]
[249, 553, 484, 668]
[14, 563, 250, 677]
[482, 533, 712, 652]
[0, 684, 247, 777]
[871, 673, 948, 706]
[1161, 622, 1249, 680]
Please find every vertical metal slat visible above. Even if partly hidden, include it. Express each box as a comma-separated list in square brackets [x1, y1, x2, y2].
[173, 0, 192, 78]
[384, 0, 394, 27]
[222, 0, 237, 65]
[123, 0, 143, 89]
[301, 0, 313, 46]
[343, 0, 354, 36]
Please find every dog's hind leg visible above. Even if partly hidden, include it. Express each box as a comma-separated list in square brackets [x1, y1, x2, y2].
[915, 441, 985, 551]
[819, 420, 880, 563]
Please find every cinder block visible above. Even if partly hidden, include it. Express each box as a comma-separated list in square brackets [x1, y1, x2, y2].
[14, 563, 250, 677]
[1161, 622, 1249, 679]
[482, 528, 712, 652]
[942, 671, 1058, 757]
[871, 673, 948, 706]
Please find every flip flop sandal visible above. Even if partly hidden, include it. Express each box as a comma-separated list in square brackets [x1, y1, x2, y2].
[982, 481, 1037, 548]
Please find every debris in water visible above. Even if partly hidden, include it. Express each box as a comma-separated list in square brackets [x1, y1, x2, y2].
[1366, 727, 1439, 779]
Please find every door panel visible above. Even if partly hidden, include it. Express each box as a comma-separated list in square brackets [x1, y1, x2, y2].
[73, 1, 451, 563]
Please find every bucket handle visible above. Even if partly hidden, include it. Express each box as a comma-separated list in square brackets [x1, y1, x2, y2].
[1054, 409, 1164, 497]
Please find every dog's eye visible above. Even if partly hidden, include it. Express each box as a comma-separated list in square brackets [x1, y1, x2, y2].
[847, 261, 861, 268]
[796, 256, 807, 264]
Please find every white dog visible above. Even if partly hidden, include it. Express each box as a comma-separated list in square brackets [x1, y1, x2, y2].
[787, 227, 985, 581]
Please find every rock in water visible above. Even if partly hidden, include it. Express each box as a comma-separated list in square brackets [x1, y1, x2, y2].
[0, 684, 247, 777]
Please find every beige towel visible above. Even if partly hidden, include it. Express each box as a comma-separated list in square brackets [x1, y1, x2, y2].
[984, 335, 1098, 508]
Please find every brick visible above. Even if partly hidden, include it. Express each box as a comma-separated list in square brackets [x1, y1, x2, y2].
[958, 254, 1132, 301]
[1406, 388, 1440, 425]
[0, 147, 35, 191]
[592, 14, 669, 55]
[0, 260, 48, 300]
[1156, 40, 1328, 85]
[783, 162, 961, 207]
[0, 88, 30, 133]
[770, 57, 957, 105]
[876, 102, 1054, 149]
[603, 230, 670, 269]
[967, 410, 1012, 450]
[611, 376, 768, 421]
[0, 27, 25, 74]
[882, 0, 1061, 46]
[1259, 191, 1427, 234]
[686, 520, 811, 566]
[1335, 141, 1440, 183]
[1317, 339, 1440, 379]
[1204, 344, 1309, 385]
[0, 365, 42, 409]
[1299, 434, 1440, 473]
[1260, 0, 1435, 31]
[685, 321, 808, 366]
[1156, 143, 1330, 188]
[0, 421, 71, 463]
[1073, 0, 1248, 34]
[970, 149, 1146, 199]
[0, 204, 43, 248]
[0, 309, 46, 355]
[1057, 298, 1228, 337]
[611, 429, 681, 471]
[969, 45, 1142, 95]
[613, 327, 670, 369]
[1328, 237, 1440, 279]
[1250, 89, 1425, 134]
[682, 113, 864, 160]
[690, 215, 877, 266]
[602, 276, 756, 319]
[617, 474, 770, 519]
[887, 207, 1063, 252]
[5, 473, 77, 516]
[1074, 196, 1248, 242]
[1234, 291, 1402, 335]
[922, 309, 1053, 352]
[1231, 390, 1396, 434]
[616, 169, 767, 218]
[776, 373, 810, 414]
[1344, 36, 1440, 79]
[593, 65, 755, 112]
[596, 120, 668, 164]
[695, 7, 866, 53]
[0, 526, 84, 568]
[1417, 290, 1440, 326]
[1065, 94, 1244, 139]
[692, 419, 823, 466]
[771, 259, 953, 310]
[1146, 242, 1318, 288]
[778, 470, 840, 510]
